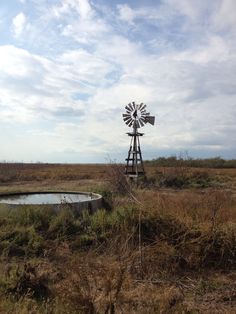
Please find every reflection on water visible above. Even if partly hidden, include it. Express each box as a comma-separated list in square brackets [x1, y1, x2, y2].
[0, 193, 93, 205]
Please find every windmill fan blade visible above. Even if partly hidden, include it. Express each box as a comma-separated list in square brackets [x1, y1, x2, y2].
[125, 119, 132, 125]
[125, 105, 132, 112]
[136, 103, 142, 110]
[123, 113, 131, 118]
[145, 116, 155, 125]
[123, 116, 132, 122]
[140, 103, 146, 111]
[124, 117, 132, 123]
[128, 120, 133, 127]
[127, 103, 133, 111]
[140, 112, 146, 119]
[139, 118, 144, 127]
[140, 117, 146, 124]
[131, 102, 136, 110]
[124, 116, 132, 122]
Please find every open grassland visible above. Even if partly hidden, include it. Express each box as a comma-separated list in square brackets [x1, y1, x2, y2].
[0, 162, 236, 313]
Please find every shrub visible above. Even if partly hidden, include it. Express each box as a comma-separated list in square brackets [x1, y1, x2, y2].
[106, 163, 133, 196]
[1, 262, 50, 300]
[152, 168, 218, 189]
[47, 208, 79, 239]
[146, 156, 236, 168]
[10, 207, 55, 231]
[198, 226, 236, 268]
[0, 226, 44, 257]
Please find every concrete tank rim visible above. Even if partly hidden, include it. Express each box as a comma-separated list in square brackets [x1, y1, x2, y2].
[0, 191, 103, 206]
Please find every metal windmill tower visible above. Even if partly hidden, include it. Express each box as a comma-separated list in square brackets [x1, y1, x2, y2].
[122, 102, 155, 178]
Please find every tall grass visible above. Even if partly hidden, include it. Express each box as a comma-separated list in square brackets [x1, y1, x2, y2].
[0, 163, 235, 312]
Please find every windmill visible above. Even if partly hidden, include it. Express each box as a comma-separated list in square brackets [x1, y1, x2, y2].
[122, 102, 155, 178]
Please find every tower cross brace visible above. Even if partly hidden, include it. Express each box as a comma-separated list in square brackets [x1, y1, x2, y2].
[125, 126, 145, 178]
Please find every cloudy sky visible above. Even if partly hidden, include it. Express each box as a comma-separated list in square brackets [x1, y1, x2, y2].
[0, 0, 235, 162]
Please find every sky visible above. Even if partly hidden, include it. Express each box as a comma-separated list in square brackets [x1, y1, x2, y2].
[0, 0, 236, 163]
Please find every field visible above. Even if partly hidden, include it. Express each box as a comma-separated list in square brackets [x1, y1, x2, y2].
[0, 162, 236, 313]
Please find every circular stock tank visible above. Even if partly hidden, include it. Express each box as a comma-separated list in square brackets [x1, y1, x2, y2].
[0, 191, 103, 213]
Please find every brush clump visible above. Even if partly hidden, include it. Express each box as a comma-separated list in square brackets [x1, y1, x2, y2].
[0, 163, 235, 313]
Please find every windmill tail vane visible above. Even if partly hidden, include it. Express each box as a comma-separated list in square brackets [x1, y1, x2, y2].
[122, 101, 155, 178]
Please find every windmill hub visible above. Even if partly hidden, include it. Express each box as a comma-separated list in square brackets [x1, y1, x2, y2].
[122, 102, 155, 178]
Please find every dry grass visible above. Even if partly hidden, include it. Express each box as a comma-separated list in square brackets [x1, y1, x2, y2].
[0, 163, 236, 313]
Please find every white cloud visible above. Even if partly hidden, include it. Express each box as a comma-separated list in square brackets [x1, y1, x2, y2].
[213, 0, 236, 30]
[0, 45, 86, 122]
[52, 0, 92, 19]
[117, 4, 136, 25]
[47, 0, 110, 44]
[174, 36, 230, 64]
[164, 0, 207, 21]
[58, 49, 115, 86]
[76, 0, 92, 19]
[61, 17, 108, 44]
[0, 0, 236, 161]
[12, 12, 26, 37]
[0, 45, 38, 78]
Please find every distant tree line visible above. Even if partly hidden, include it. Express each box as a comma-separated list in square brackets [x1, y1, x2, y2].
[145, 156, 236, 168]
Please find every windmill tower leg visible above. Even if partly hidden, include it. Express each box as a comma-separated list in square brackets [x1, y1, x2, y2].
[125, 129, 145, 178]
[137, 135, 145, 174]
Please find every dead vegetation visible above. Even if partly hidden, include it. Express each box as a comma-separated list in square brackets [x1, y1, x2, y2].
[0, 163, 235, 313]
